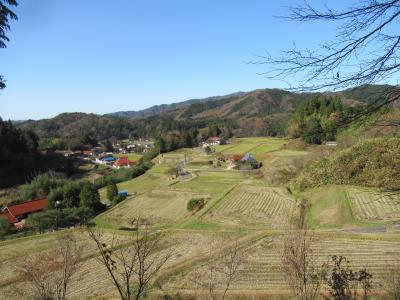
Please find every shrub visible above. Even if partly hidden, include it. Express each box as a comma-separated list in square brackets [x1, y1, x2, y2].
[19, 172, 66, 202]
[48, 187, 64, 208]
[0, 216, 10, 238]
[62, 181, 82, 208]
[112, 194, 126, 206]
[26, 207, 93, 233]
[187, 198, 205, 212]
[295, 137, 400, 190]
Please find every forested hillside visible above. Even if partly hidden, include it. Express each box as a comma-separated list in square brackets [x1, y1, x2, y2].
[18, 85, 390, 147]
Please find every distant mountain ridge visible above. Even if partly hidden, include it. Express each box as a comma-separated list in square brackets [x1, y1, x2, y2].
[105, 92, 247, 119]
[106, 84, 392, 121]
[19, 84, 392, 140]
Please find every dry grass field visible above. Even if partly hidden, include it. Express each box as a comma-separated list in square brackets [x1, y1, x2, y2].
[0, 229, 131, 299]
[208, 185, 294, 227]
[2, 143, 400, 299]
[162, 233, 400, 296]
[348, 188, 400, 222]
[102, 189, 206, 226]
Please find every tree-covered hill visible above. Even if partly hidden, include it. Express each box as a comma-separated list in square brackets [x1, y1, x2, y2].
[295, 137, 400, 191]
[17, 85, 391, 143]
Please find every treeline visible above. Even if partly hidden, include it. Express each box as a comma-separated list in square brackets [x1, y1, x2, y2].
[288, 96, 358, 144]
[0, 119, 40, 187]
[0, 119, 81, 188]
[14, 172, 103, 233]
[154, 124, 232, 153]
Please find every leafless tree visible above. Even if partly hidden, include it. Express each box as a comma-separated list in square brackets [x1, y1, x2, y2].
[190, 236, 242, 300]
[253, 1, 400, 124]
[87, 219, 174, 300]
[383, 259, 400, 299]
[257, 1, 400, 90]
[323, 255, 372, 300]
[281, 227, 324, 300]
[18, 234, 83, 300]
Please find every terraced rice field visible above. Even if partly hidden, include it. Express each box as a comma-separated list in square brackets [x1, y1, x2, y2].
[214, 137, 285, 155]
[0, 229, 128, 299]
[0, 231, 236, 300]
[103, 189, 204, 226]
[173, 170, 243, 199]
[209, 185, 294, 227]
[99, 171, 172, 202]
[164, 234, 400, 293]
[348, 188, 400, 221]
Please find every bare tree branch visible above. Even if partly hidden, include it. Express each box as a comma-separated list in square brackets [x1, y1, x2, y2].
[17, 234, 83, 300]
[253, 1, 400, 94]
[87, 218, 174, 300]
[190, 234, 243, 300]
[281, 227, 323, 300]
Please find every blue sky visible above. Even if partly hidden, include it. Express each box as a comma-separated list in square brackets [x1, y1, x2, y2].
[0, 1, 367, 119]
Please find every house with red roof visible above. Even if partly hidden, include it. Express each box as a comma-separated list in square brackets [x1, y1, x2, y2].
[229, 154, 244, 162]
[0, 198, 48, 225]
[227, 154, 244, 168]
[113, 157, 136, 169]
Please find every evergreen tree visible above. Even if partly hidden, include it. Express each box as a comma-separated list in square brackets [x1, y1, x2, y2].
[0, 120, 41, 187]
[62, 181, 81, 208]
[208, 125, 222, 137]
[155, 137, 166, 153]
[184, 132, 194, 148]
[106, 182, 118, 202]
[104, 139, 114, 152]
[288, 96, 354, 144]
[79, 182, 101, 212]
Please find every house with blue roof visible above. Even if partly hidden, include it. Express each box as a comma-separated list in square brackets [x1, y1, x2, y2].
[240, 153, 261, 169]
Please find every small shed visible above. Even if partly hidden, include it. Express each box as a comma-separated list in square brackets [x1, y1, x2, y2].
[118, 191, 129, 197]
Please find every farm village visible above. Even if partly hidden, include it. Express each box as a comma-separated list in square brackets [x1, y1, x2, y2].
[1, 1, 400, 299]
[1, 136, 399, 299]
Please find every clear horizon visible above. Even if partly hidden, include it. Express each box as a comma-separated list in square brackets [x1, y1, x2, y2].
[1, 1, 398, 120]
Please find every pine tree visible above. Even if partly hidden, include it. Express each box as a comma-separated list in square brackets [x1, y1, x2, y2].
[106, 182, 118, 202]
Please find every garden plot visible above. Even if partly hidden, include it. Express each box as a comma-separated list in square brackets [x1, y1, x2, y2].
[104, 189, 203, 226]
[209, 185, 294, 227]
[348, 188, 400, 221]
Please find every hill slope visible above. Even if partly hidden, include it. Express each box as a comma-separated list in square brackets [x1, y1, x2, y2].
[105, 92, 247, 119]
[18, 85, 390, 140]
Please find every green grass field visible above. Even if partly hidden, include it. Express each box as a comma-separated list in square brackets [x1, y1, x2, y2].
[213, 137, 285, 156]
[115, 153, 143, 161]
[302, 186, 360, 229]
[173, 170, 242, 199]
